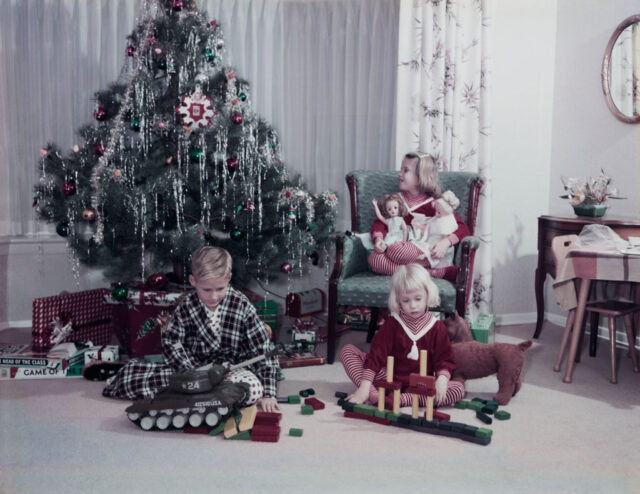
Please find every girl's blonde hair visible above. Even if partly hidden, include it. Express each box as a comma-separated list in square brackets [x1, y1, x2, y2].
[388, 264, 440, 313]
[380, 192, 408, 218]
[191, 246, 232, 280]
[404, 151, 441, 197]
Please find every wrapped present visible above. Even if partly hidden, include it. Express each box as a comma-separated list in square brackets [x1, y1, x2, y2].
[31, 289, 112, 351]
[84, 345, 120, 365]
[105, 285, 185, 358]
[285, 289, 325, 317]
[337, 306, 372, 331]
[471, 313, 495, 343]
[253, 299, 279, 331]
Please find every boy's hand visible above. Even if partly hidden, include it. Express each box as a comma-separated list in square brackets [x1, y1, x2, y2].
[258, 396, 280, 413]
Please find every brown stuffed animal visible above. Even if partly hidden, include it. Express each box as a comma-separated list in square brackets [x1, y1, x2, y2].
[444, 311, 532, 405]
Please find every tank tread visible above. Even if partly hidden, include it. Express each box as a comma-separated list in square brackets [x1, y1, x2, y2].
[127, 405, 234, 431]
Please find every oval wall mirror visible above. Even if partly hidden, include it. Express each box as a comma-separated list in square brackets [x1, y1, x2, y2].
[602, 14, 640, 123]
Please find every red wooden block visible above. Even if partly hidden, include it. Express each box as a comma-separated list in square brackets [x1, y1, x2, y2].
[183, 427, 211, 434]
[304, 397, 326, 410]
[367, 415, 391, 426]
[344, 410, 371, 421]
[251, 433, 280, 442]
[252, 425, 281, 436]
[254, 412, 282, 426]
[433, 410, 450, 422]
[409, 373, 436, 388]
[373, 380, 403, 391]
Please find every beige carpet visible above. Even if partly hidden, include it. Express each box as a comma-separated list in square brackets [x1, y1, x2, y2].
[1, 321, 639, 494]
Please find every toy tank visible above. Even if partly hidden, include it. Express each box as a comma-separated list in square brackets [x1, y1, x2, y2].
[125, 364, 249, 431]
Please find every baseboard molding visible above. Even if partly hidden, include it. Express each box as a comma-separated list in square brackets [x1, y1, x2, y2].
[0, 320, 32, 331]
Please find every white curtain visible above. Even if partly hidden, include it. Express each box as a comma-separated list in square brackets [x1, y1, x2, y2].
[0, 0, 399, 236]
[395, 0, 493, 318]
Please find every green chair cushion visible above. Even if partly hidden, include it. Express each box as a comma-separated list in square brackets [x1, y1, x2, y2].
[337, 273, 456, 314]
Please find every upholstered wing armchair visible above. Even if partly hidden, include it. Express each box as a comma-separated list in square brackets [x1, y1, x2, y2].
[326, 170, 483, 363]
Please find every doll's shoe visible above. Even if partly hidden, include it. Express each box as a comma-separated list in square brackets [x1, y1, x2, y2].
[82, 360, 126, 381]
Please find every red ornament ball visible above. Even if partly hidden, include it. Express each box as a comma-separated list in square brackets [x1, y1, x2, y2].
[61, 181, 76, 197]
[280, 262, 292, 274]
[82, 208, 96, 221]
[94, 143, 106, 156]
[147, 272, 168, 291]
[126, 45, 135, 57]
[93, 106, 107, 121]
[226, 157, 239, 173]
[171, 0, 184, 11]
[231, 114, 243, 125]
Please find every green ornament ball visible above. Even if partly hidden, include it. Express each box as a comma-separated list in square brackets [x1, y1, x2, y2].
[111, 283, 129, 302]
[130, 119, 141, 132]
[204, 49, 215, 63]
[235, 204, 243, 213]
[190, 149, 204, 162]
[156, 59, 167, 70]
[239, 92, 247, 101]
[230, 229, 244, 241]
[56, 222, 69, 237]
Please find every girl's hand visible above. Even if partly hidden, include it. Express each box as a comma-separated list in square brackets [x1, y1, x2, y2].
[372, 198, 378, 206]
[257, 396, 281, 413]
[374, 237, 387, 253]
[430, 238, 451, 260]
[435, 375, 449, 404]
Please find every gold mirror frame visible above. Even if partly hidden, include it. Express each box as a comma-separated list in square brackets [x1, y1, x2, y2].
[602, 14, 640, 124]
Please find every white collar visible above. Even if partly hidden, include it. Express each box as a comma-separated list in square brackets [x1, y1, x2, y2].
[391, 312, 437, 360]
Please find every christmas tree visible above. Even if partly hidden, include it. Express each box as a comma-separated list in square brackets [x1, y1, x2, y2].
[33, 0, 337, 288]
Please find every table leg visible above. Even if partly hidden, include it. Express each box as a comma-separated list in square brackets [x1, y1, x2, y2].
[534, 267, 545, 338]
[563, 279, 591, 383]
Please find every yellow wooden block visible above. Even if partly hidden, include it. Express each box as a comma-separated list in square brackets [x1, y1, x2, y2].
[224, 415, 239, 438]
[238, 405, 258, 432]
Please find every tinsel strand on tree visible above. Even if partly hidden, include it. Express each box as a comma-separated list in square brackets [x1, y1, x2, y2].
[33, 0, 337, 287]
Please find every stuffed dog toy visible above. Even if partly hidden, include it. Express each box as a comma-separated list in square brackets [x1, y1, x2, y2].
[444, 311, 532, 405]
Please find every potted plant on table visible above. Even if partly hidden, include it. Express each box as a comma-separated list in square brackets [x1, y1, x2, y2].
[560, 169, 624, 217]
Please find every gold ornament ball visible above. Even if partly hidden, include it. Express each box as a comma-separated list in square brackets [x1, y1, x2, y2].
[82, 208, 97, 221]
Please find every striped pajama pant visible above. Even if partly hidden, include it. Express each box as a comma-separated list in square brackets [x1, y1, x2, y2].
[367, 241, 454, 280]
[339, 344, 465, 407]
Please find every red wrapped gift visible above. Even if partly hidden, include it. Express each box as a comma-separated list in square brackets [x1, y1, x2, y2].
[31, 289, 112, 351]
[106, 286, 186, 358]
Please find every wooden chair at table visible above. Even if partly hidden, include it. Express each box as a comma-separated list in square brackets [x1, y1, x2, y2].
[552, 234, 640, 383]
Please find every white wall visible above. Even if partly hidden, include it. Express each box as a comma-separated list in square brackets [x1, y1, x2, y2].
[491, 0, 558, 324]
[545, 0, 640, 320]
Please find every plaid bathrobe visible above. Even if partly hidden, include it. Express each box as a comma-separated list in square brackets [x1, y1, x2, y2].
[103, 286, 278, 400]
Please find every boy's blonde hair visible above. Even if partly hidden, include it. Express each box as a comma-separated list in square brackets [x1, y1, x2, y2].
[191, 246, 232, 280]
[388, 264, 440, 312]
[380, 192, 408, 218]
[404, 151, 441, 198]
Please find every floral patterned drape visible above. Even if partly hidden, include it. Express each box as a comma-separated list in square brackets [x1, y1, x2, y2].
[395, 0, 492, 319]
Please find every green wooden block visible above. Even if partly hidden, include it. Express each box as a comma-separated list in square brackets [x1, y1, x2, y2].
[374, 409, 388, 419]
[353, 404, 376, 416]
[467, 401, 484, 411]
[475, 427, 493, 439]
[289, 428, 303, 437]
[462, 424, 478, 437]
[209, 421, 226, 436]
[226, 429, 251, 440]
[301, 405, 314, 415]
[385, 412, 402, 422]
[485, 399, 499, 407]
[454, 400, 469, 409]
[495, 410, 511, 420]
[288, 395, 301, 404]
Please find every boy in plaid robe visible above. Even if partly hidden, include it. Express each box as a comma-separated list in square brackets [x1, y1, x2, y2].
[103, 246, 280, 412]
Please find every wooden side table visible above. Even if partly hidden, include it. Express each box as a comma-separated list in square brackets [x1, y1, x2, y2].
[534, 214, 640, 338]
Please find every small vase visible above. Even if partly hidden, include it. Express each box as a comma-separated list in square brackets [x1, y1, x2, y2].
[572, 203, 608, 217]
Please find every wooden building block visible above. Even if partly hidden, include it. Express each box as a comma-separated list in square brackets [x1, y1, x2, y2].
[238, 405, 258, 431]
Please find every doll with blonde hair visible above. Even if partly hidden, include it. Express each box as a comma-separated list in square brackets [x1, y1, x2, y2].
[367, 152, 470, 283]
[372, 192, 409, 246]
[339, 264, 465, 408]
[412, 189, 460, 268]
